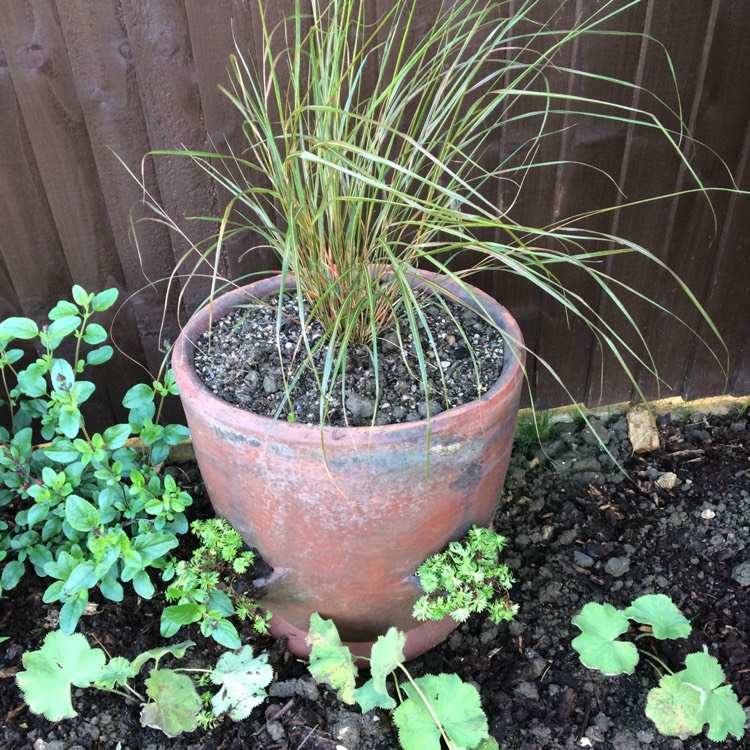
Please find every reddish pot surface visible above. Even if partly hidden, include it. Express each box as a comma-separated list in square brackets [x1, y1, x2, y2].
[172, 272, 525, 659]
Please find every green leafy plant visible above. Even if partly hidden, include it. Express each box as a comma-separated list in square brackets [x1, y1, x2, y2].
[161, 518, 271, 648]
[129, 0, 730, 430]
[15, 630, 273, 736]
[572, 594, 746, 742]
[0, 286, 191, 632]
[413, 525, 517, 625]
[307, 613, 497, 750]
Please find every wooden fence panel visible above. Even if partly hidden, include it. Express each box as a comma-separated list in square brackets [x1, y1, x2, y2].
[0, 0, 747, 428]
[55, 0, 179, 375]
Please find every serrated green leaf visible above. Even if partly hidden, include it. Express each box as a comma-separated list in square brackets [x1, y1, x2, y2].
[206, 589, 235, 617]
[624, 595, 692, 640]
[83, 323, 107, 345]
[646, 672, 703, 739]
[65, 495, 100, 532]
[16, 631, 105, 720]
[140, 669, 200, 737]
[572, 602, 639, 675]
[0, 317, 39, 340]
[210, 645, 274, 720]
[96, 656, 132, 689]
[369, 627, 406, 697]
[91, 288, 119, 312]
[86, 346, 113, 366]
[306, 613, 357, 704]
[129, 641, 195, 676]
[394, 673, 490, 750]
[677, 648, 745, 741]
[355, 676, 397, 712]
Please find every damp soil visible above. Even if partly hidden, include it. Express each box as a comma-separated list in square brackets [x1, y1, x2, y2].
[193, 293, 505, 427]
[1, 407, 749, 750]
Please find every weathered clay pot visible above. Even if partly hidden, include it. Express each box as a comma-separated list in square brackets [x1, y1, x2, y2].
[171, 272, 525, 659]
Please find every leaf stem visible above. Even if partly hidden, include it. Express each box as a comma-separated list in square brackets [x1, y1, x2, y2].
[396, 664, 453, 748]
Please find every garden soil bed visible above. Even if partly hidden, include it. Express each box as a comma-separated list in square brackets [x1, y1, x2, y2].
[1, 407, 748, 750]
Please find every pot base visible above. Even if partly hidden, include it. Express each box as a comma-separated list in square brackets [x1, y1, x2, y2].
[270, 611, 460, 662]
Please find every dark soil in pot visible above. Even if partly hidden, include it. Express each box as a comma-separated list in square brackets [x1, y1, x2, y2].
[192, 292, 505, 427]
[1, 407, 748, 749]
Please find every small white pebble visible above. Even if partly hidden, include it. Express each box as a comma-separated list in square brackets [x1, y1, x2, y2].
[701, 508, 716, 520]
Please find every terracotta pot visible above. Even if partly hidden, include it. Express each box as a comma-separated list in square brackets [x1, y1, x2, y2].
[171, 271, 525, 659]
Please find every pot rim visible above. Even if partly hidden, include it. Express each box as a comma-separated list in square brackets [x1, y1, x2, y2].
[171, 270, 526, 443]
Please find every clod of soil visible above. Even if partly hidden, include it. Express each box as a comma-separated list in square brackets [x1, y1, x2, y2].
[1, 408, 748, 749]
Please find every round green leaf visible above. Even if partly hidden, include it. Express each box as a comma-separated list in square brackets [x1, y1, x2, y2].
[624, 594, 691, 640]
[82, 323, 107, 345]
[572, 602, 639, 675]
[86, 346, 113, 365]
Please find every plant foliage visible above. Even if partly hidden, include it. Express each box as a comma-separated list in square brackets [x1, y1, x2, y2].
[0, 287, 191, 632]
[307, 614, 497, 750]
[413, 525, 517, 625]
[16, 631, 273, 737]
[161, 518, 271, 649]
[132, 0, 730, 426]
[572, 594, 745, 741]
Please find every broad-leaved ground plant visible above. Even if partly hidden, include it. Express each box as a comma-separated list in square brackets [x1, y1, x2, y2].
[15, 631, 273, 736]
[0, 287, 191, 632]
[307, 613, 498, 750]
[572, 594, 746, 742]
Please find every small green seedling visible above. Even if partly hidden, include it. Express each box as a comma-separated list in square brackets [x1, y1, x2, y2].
[16, 630, 273, 736]
[306, 614, 498, 750]
[572, 594, 746, 742]
[161, 518, 271, 649]
[413, 526, 517, 625]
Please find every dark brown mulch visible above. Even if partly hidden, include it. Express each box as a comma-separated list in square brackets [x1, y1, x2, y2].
[0, 407, 748, 749]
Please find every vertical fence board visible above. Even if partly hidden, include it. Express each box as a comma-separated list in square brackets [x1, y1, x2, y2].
[625, 0, 750, 403]
[55, 0, 179, 375]
[185, 0, 276, 285]
[0, 30, 73, 321]
[120, 0, 219, 315]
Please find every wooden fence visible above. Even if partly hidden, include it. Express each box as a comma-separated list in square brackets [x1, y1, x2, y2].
[0, 0, 748, 427]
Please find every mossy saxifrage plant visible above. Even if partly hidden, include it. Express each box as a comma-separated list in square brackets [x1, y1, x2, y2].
[572, 594, 746, 742]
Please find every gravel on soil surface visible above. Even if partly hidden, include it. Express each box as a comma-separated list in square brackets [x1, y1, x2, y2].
[1, 408, 749, 749]
[193, 293, 505, 427]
